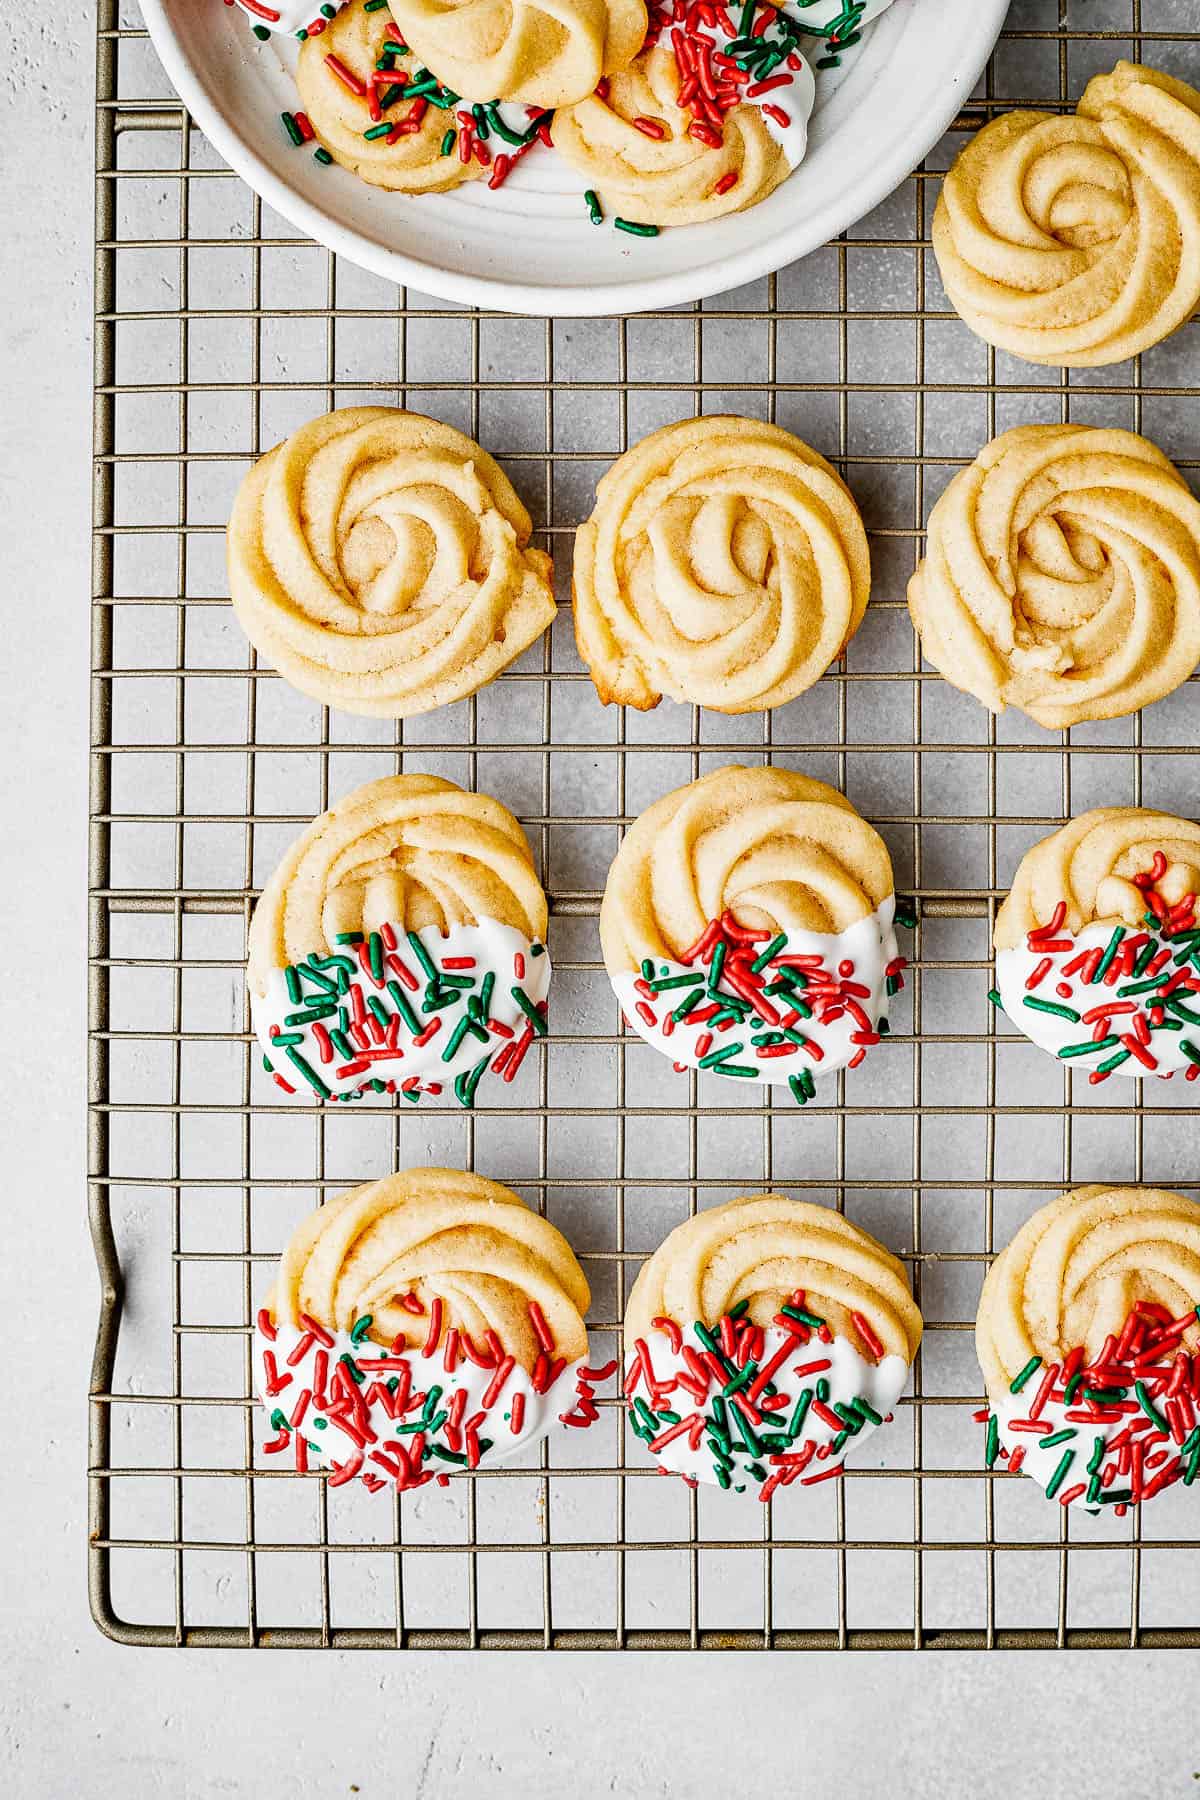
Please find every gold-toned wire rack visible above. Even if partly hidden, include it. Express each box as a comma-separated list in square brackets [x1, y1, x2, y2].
[89, 0, 1200, 1649]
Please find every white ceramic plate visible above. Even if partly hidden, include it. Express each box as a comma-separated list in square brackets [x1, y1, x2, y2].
[140, 0, 1008, 315]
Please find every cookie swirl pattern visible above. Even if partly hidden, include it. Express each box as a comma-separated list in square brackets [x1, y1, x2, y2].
[550, 46, 792, 227]
[624, 1195, 922, 1495]
[977, 1186, 1200, 1509]
[991, 807, 1200, 1083]
[573, 416, 870, 712]
[907, 424, 1200, 729]
[296, 6, 481, 193]
[933, 62, 1200, 367]
[600, 766, 904, 1092]
[248, 774, 551, 1105]
[227, 407, 556, 717]
[386, 0, 648, 108]
[256, 1170, 609, 1493]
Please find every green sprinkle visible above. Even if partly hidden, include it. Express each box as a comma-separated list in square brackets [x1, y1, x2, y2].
[584, 188, 603, 225]
[510, 986, 547, 1034]
[707, 941, 727, 996]
[788, 1389, 813, 1439]
[614, 218, 660, 237]
[283, 1046, 331, 1099]
[1179, 1038, 1200, 1068]
[1037, 1427, 1076, 1449]
[1095, 1048, 1132, 1074]
[850, 1395, 883, 1428]
[1091, 926, 1126, 985]
[698, 1041, 744, 1069]
[750, 934, 787, 974]
[987, 988, 1003, 1009]
[407, 930, 440, 981]
[1135, 1380, 1170, 1434]
[338, 1353, 364, 1385]
[1087, 1433, 1108, 1476]
[711, 1061, 759, 1078]
[984, 1413, 999, 1468]
[1044, 1447, 1075, 1499]
[313, 147, 334, 165]
[281, 110, 304, 146]
[783, 1304, 825, 1332]
[1164, 993, 1200, 1026]
[788, 1073, 809, 1108]
[815, 1379, 830, 1404]
[440, 128, 456, 155]
[1058, 1036, 1119, 1058]
[1009, 1355, 1042, 1394]
[650, 971, 706, 992]
[1023, 995, 1081, 1023]
[366, 995, 391, 1032]
[349, 1314, 373, 1345]
[485, 103, 526, 146]
[385, 980, 421, 1035]
[363, 121, 394, 140]
[270, 1409, 290, 1432]
[284, 965, 302, 1004]
[671, 987, 707, 1023]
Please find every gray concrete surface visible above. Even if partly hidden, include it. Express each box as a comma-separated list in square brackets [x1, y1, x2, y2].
[4, 5, 1200, 1796]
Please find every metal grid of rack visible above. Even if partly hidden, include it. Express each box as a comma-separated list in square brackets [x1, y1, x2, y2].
[90, 0, 1200, 1648]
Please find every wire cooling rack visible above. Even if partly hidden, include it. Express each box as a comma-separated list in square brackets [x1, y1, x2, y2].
[89, 0, 1200, 1649]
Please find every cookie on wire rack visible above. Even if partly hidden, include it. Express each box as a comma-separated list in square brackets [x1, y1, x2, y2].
[248, 773, 551, 1107]
[599, 764, 911, 1101]
[256, 1168, 614, 1492]
[907, 423, 1200, 731]
[932, 61, 1200, 368]
[991, 806, 1200, 1085]
[227, 406, 556, 717]
[624, 1193, 923, 1496]
[976, 1184, 1200, 1512]
[573, 415, 869, 712]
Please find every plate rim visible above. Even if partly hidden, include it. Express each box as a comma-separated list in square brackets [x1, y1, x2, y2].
[138, 0, 1009, 316]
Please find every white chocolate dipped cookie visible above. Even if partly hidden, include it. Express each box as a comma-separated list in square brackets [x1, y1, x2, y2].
[624, 1194, 922, 1495]
[248, 774, 551, 1106]
[599, 765, 910, 1101]
[227, 407, 556, 717]
[573, 415, 869, 712]
[933, 62, 1200, 368]
[257, 1168, 613, 1491]
[977, 1185, 1200, 1511]
[907, 424, 1200, 730]
[992, 807, 1200, 1085]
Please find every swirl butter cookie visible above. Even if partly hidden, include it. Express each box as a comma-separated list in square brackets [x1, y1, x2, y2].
[551, 35, 813, 228]
[992, 807, 1200, 1085]
[907, 425, 1200, 729]
[249, 774, 550, 1106]
[977, 1186, 1200, 1511]
[933, 63, 1200, 368]
[600, 765, 908, 1098]
[295, 6, 482, 193]
[386, 0, 647, 108]
[256, 1169, 611, 1490]
[227, 407, 556, 717]
[624, 1194, 922, 1495]
[573, 416, 869, 712]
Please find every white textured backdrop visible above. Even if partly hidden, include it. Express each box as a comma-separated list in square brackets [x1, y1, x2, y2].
[3, 4, 1200, 1795]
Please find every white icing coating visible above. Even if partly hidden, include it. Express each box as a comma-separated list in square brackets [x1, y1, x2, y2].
[626, 1323, 909, 1492]
[990, 1369, 1194, 1509]
[256, 1318, 596, 1487]
[252, 918, 551, 1102]
[996, 923, 1200, 1080]
[613, 895, 900, 1084]
[233, 0, 352, 35]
